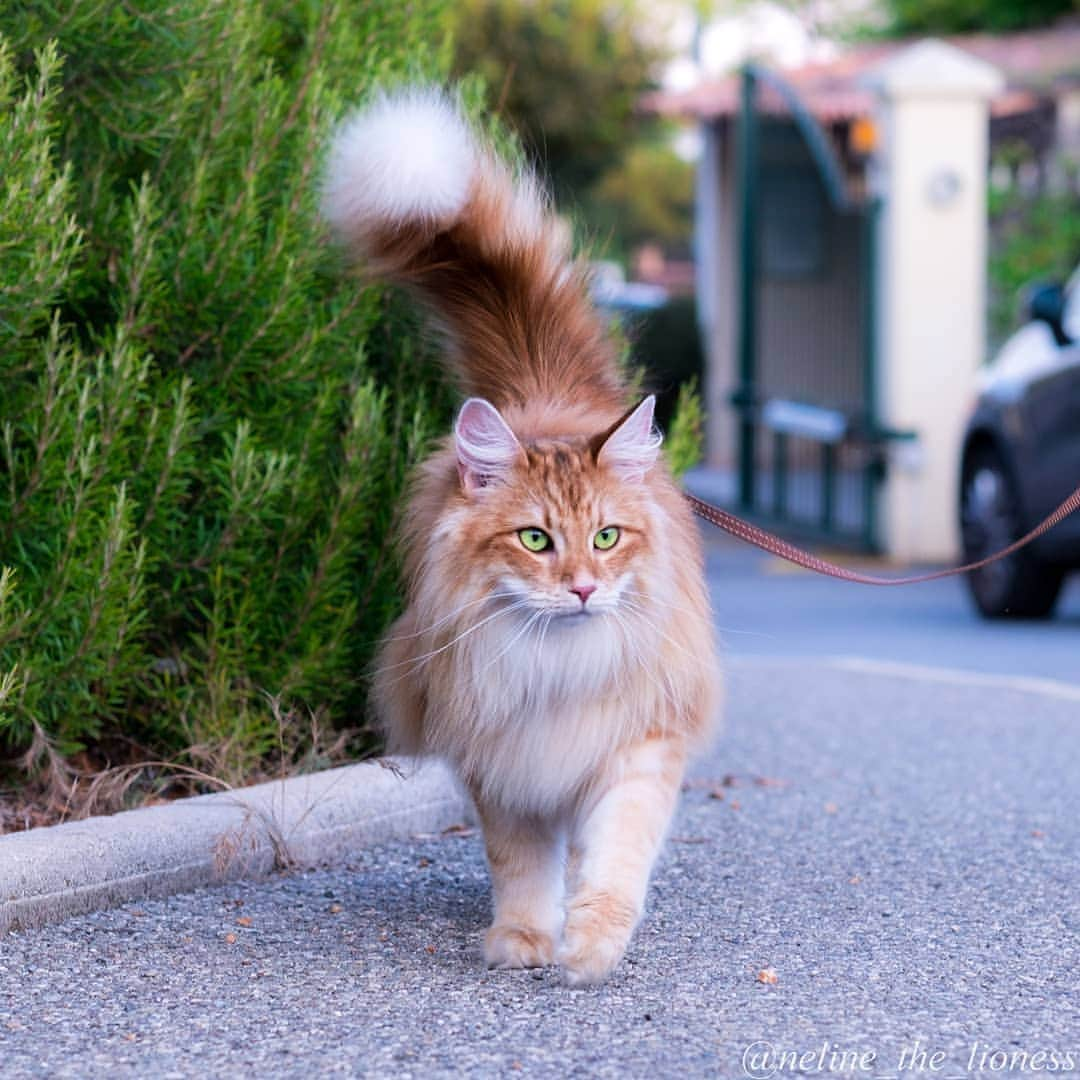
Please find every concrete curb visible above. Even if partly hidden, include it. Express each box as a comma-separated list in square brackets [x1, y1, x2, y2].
[0, 757, 472, 933]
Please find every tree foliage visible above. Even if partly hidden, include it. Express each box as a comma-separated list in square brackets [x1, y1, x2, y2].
[450, 0, 665, 206]
[0, 1, 452, 781]
[875, 0, 1077, 34]
[593, 140, 695, 255]
[449, 0, 696, 263]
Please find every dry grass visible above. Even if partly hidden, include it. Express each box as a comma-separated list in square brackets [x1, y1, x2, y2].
[0, 698, 366, 835]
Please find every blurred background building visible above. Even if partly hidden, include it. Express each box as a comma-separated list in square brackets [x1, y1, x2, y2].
[647, 16, 1080, 559]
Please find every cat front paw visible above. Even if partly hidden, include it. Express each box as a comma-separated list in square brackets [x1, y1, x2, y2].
[484, 924, 556, 969]
[558, 893, 638, 986]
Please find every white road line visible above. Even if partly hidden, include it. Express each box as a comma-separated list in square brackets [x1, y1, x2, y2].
[827, 656, 1080, 703]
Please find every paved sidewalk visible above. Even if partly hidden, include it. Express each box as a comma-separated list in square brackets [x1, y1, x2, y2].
[3, 658, 1077, 1079]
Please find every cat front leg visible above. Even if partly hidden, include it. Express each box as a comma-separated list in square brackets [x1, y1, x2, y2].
[560, 735, 685, 985]
[472, 794, 566, 969]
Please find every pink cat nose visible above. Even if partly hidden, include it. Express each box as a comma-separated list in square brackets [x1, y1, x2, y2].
[570, 583, 597, 604]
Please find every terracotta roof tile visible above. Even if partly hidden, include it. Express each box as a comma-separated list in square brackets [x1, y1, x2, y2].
[645, 20, 1080, 122]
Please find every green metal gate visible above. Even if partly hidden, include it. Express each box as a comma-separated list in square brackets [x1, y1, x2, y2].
[735, 64, 883, 550]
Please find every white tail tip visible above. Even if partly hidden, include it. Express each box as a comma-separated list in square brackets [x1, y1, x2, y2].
[320, 88, 478, 240]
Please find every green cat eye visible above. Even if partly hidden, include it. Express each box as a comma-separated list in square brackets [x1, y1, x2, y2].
[594, 526, 620, 550]
[519, 528, 552, 552]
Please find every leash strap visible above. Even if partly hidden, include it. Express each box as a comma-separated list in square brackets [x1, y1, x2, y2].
[685, 484, 1080, 586]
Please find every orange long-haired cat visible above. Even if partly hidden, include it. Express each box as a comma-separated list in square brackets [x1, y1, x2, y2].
[322, 89, 721, 985]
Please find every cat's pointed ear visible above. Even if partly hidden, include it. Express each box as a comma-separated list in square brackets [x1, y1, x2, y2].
[596, 395, 663, 483]
[454, 397, 524, 493]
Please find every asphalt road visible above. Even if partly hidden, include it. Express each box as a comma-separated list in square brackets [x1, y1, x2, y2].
[704, 532, 1080, 686]
[2, 535, 1078, 1078]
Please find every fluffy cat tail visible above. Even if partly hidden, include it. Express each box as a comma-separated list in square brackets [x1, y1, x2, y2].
[320, 88, 624, 410]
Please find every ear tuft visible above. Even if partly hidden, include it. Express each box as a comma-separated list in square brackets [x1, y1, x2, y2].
[597, 395, 662, 483]
[454, 398, 523, 493]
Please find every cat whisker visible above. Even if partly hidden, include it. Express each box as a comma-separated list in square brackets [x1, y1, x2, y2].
[619, 587, 777, 640]
[476, 606, 548, 675]
[379, 590, 523, 643]
[536, 610, 553, 656]
[373, 599, 533, 683]
[618, 587, 708, 622]
[520, 611, 555, 707]
[609, 609, 678, 711]
[708, 625, 776, 640]
[617, 597, 710, 668]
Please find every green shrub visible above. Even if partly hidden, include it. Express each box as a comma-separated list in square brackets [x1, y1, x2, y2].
[627, 296, 704, 422]
[0, 2, 452, 780]
[664, 379, 705, 478]
[988, 171, 1080, 347]
[0, 2, 705, 804]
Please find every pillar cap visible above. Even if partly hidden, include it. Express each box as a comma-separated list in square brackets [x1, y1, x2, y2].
[863, 39, 1004, 100]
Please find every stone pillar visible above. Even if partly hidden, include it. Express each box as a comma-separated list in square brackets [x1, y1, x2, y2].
[866, 41, 1003, 562]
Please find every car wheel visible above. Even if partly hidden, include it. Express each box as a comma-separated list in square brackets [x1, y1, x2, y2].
[960, 445, 1064, 618]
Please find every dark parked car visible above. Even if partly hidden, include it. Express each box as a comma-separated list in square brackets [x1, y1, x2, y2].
[960, 270, 1080, 618]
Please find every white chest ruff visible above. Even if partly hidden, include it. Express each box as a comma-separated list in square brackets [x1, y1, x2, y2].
[427, 613, 659, 813]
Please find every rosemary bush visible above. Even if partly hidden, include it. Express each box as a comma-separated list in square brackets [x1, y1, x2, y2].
[0, 1, 452, 779]
[0, 2, 703, 801]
